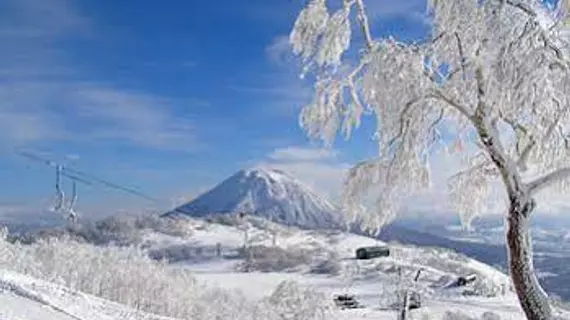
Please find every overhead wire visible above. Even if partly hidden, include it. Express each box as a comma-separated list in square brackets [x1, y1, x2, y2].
[17, 150, 199, 218]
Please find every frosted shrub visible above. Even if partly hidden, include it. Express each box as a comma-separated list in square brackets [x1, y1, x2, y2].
[0, 234, 336, 320]
[442, 311, 478, 320]
[310, 252, 342, 275]
[0, 226, 8, 241]
[237, 245, 315, 272]
[377, 283, 401, 309]
[148, 243, 213, 263]
[463, 277, 502, 297]
[0, 236, 199, 317]
[135, 215, 193, 238]
[481, 312, 501, 320]
[442, 311, 501, 320]
[267, 280, 334, 320]
[10, 214, 192, 247]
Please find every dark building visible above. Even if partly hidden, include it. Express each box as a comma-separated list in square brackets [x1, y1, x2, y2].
[355, 246, 390, 259]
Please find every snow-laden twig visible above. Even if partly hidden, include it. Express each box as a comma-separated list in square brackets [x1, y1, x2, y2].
[527, 167, 570, 195]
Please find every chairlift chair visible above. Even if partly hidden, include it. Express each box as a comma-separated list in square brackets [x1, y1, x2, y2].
[51, 165, 65, 212]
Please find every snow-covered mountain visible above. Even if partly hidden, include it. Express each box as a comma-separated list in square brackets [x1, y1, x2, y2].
[163, 167, 341, 229]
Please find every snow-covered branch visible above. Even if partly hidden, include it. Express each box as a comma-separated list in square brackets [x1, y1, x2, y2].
[527, 167, 570, 195]
[354, 0, 375, 51]
[504, 0, 537, 17]
[426, 90, 473, 120]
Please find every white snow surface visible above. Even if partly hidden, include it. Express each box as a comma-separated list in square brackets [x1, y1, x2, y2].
[163, 167, 341, 229]
[142, 217, 570, 320]
[3, 216, 570, 320]
[0, 268, 174, 320]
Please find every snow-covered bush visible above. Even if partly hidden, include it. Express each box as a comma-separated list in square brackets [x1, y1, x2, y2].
[266, 281, 334, 320]
[480, 312, 501, 320]
[0, 234, 334, 320]
[149, 244, 217, 263]
[0, 235, 198, 317]
[442, 311, 478, 320]
[135, 215, 193, 238]
[237, 245, 315, 272]
[8, 214, 192, 247]
[442, 311, 501, 320]
[310, 251, 342, 275]
[462, 277, 503, 297]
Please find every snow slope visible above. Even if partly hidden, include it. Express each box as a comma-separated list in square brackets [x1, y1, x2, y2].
[141, 217, 570, 320]
[3, 215, 570, 320]
[0, 269, 173, 320]
[162, 167, 341, 229]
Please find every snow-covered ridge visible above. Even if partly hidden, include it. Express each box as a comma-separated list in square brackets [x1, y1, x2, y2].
[163, 167, 341, 229]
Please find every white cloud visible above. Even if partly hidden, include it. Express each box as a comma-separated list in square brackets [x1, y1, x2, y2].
[265, 35, 294, 66]
[268, 146, 338, 162]
[228, 74, 311, 117]
[0, 0, 200, 152]
[71, 86, 199, 151]
[0, 82, 200, 152]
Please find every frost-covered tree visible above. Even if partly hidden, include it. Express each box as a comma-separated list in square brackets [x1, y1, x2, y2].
[289, 1, 570, 319]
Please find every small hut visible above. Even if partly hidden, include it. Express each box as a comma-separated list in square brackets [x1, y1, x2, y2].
[355, 246, 390, 260]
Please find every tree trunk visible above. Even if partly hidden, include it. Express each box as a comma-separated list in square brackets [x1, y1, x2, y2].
[507, 197, 552, 320]
[473, 112, 552, 320]
[398, 291, 409, 320]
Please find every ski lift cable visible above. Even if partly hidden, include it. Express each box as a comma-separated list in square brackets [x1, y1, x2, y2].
[62, 172, 95, 186]
[18, 151, 158, 203]
[64, 166, 159, 202]
[17, 151, 209, 218]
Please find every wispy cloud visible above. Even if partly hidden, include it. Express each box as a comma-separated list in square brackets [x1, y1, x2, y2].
[0, 0, 200, 152]
[268, 146, 338, 162]
[228, 73, 311, 117]
[265, 35, 294, 67]
[71, 86, 199, 151]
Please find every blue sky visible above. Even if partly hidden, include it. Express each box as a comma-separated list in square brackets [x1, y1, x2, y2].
[0, 0, 436, 218]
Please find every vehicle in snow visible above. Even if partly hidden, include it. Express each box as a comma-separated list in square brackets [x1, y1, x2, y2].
[457, 274, 477, 286]
[355, 246, 390, 259]
[406, 291, 422, 310]
[333, 294, 364, 309]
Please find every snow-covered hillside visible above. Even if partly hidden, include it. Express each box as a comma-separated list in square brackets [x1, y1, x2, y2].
[141, 216, 570, 320]
[163, 167, 341, 229]
[3, 215, 570, 319]
[0, 269, 173, 320]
